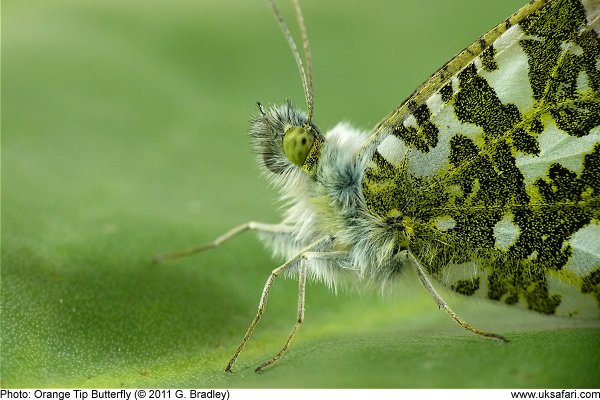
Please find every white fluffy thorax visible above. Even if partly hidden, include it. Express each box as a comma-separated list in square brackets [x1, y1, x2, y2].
[258, 121, 401, 290]
[280, 122, 367, 252]
[288, 122, 367, 239]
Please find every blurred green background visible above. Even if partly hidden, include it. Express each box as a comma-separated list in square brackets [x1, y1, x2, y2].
[3, 0, 600, 388]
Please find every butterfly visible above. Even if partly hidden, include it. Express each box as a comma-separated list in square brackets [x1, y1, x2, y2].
[156, 0, 600, 372]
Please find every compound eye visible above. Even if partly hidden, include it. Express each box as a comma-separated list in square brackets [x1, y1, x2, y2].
[282, 126, 314, 167]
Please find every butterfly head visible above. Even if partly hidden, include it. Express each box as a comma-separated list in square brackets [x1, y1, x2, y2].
[250, 1, 323, 184]
[249, 101, 323, 180]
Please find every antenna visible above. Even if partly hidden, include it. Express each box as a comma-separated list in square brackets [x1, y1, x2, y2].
[267, 0, 315, 124]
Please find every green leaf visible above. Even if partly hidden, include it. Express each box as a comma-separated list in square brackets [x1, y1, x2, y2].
[3, 0, 599, 388]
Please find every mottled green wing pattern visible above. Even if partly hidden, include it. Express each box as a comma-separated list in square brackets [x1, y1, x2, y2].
[362, 0, 600, 317]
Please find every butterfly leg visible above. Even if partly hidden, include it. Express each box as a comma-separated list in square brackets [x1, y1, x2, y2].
[224, 255, 296, 372]
[253, 250, 352, 372]
[153, 222, 293, 263]
[252, 250, 308, 372]
[225, 236, 337, 372]
[408, 250, 508, 342]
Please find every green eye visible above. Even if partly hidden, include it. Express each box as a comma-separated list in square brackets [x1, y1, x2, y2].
[283, 126, 314, 167]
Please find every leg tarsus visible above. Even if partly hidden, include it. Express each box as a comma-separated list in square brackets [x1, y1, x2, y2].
[224, 269, 282, 372]
[408, 251, 508, 343]
[225, 238, 345, 372]
[153, 222, 292, 263]
[254, 254, 308, 372]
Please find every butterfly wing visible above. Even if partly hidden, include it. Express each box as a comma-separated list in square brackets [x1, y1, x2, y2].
[361, 0, 600, 317]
